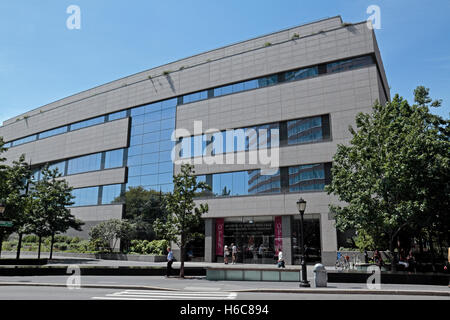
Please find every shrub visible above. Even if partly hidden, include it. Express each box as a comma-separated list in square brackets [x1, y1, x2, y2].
[22, 235, 39, 243]
[129, 239, 169, 255]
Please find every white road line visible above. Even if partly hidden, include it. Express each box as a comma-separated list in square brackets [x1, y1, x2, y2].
[92, 290, 237, 300]
[183, 286, 222, 291]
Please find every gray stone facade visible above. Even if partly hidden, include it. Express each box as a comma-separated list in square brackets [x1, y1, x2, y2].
[0, 16, 389, 266]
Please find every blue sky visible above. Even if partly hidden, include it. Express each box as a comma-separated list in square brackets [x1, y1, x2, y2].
[0, 0, 449, 124]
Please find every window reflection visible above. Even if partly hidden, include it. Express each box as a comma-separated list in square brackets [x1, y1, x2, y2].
[71, 186, 99, 207]
[289, 163, 325, 192]
[287, 116, 323, 145]
[105, 149, 124, 169]
[67, 153, 102, 175]
[102, 184, 123, 204]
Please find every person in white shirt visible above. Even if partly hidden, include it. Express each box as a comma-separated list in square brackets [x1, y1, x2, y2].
[277, 250, 285, 268]
[231, 243, 237, 264]
[224, 245, 230, 264]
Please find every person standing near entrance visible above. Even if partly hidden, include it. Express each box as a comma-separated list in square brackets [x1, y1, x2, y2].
[231, 243, 237, 264]
[277, 250, 285, 268]
[224, 245, 230, 264]
[166, 247, 174, 277]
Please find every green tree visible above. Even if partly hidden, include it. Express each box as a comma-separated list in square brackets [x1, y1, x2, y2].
[30, 166, 84, 259]
[326, 86, 449, 271]
[2, 155, 32, 259]
[0, 137, 9, 257]
[89, 219, 134, 253]
[117, 186, 166, 240]
[153, 164, 210, 277]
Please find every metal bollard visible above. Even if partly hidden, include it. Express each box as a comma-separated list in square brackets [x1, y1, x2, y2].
[313, 263, 327, 287]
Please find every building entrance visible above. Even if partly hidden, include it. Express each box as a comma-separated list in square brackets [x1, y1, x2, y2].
[222, 216, 277, 264]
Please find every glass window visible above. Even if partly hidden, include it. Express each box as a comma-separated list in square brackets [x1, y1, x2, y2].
[108, 111, 127, 121]
[102, 184, 123, 204]
[70, 116, 105, 131]
[158, 161, 173, 173]
[162, 98, 177, 109]
[128, 166, 141, 177]
[158, 172, 173, 185]
[160, 118, 175, 130]
[48, 161, 66, 176]
[214, 84, 233, 97]
[67, 153, 102, 175]
[144, 111, 162, 125]
[161, 106, 176, 120]
[131, 106, 145, 116]
[3, 142, 11, 148]
[232, 82, 244, 93]
[143, 131, 160, 144]
[141, 163, 159, 176]
[144, 101, 162, 114]
[71, 186, 99, 207]
[142, 142, 160, 154]
[183, 91, 208, 104]
[287, 116, 323, 145]
[104, 149, 124, 169]
[257, 75, 278, 88]
[12, 135, 37, 146]
[131, 125, 144, 136]
[285, 66, 318, 82]
[39, 126, 68, 139]
[289, 163, 325, 192]
[327, 55, 374, 73]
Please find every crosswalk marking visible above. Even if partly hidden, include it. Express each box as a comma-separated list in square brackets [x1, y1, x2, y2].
[92, 289, 237, 300]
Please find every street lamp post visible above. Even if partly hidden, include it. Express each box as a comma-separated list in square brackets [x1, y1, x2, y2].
[296, 197, 310, 287]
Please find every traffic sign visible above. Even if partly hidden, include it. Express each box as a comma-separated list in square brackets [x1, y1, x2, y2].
[0, 221, 13, 227]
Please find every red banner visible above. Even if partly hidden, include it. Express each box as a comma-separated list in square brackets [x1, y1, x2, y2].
[215, 218, 224, 256]
[274, 216, 282, 255]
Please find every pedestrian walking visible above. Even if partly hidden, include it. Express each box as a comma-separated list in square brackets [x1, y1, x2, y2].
[166, 247, 174, 277]
[277, 250, 285, 268]
[224, 245, 230, 264]
[231, 243, 237, 264]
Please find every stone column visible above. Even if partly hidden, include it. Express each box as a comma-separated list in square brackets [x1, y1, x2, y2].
[282, 215, 293, 265]
[320, 212, 337, 266]
[204, 218, 216, 263]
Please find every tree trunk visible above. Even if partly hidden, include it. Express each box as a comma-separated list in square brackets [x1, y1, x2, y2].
[50, 233, 55, 260]
[428, 233, 436, 272]
[0, 230, 3, 259]
[16, 233, 22, 260]
[179, 236, 185, 278]
[38, 236, 42, 260]
[390, 237, 397, 272]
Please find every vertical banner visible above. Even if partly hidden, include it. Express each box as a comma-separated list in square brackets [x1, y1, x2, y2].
[215, 218, 224, 256]
[274, 216, 283, 255]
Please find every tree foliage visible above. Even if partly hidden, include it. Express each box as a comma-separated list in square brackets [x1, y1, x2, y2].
[118, 186, 166, 240]
[30, 166, 83, 258]
[89, 219, 134, 252]
[326, 86, 449, 268]
[153, 164, 210, 277]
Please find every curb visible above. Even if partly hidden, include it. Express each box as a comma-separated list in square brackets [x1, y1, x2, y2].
[231, 288, 450, 297]
[0, 282, 448, 297]
[0, 282, 179, 292]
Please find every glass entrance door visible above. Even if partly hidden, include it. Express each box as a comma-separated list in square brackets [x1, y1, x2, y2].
[223, 216, 276, 264]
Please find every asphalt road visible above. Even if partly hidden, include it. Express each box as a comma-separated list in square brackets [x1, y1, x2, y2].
[0, 285, 448, 300]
